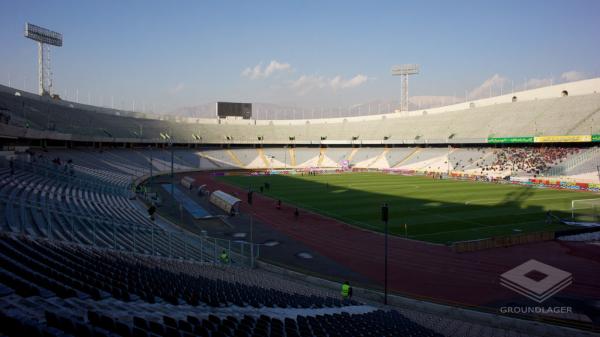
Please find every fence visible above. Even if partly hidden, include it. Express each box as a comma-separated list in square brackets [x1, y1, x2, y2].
[546, 147, 600, 176]
[10, 159, 128, 196]
[0, 196, 258, 267]
[452, 231, 555, 253]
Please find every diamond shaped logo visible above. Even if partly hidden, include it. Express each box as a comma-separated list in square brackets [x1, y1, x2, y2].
[500, 259, 572, 303]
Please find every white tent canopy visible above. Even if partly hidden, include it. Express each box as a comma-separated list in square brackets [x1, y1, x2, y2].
[209, 190, 241, 214]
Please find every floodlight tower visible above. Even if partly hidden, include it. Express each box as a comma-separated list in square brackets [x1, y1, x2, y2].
[391, 64, 419, 112]
[24, 23, 63, 96]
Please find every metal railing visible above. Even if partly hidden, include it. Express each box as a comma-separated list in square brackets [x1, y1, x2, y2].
[11, 159, 128, 196]
[545, 147, 600, 176]
[0, 196, 258, 267]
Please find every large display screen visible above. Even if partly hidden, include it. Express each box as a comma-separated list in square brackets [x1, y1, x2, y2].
[217, 102, 252, 119]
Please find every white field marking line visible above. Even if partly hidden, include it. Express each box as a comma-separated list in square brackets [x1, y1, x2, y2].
[407, 207, 566, 238]
[464, 195, 576, 206]
[387, 185, 422, 189]
[410, 219, 544, 239]
[423, 210, 489, 228]
[269, 194, 379, 230]
[409, 203, 559, 229]
[410, 206, 567, 226]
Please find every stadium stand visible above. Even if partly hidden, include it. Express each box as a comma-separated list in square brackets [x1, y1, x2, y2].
[350, 148, 383, 167]
[0, 234, 468, 337]
[1, 80, 600, 336]
[322, 148, 353, 166]
[8, 145, 597, 182]
[5, 231, 576, 337]
[546, 146, 600, 178]
[293, 148, 320, 167]
[394, 148, 449, 172]
[0, 158, 234, 262]
[382, 148, 416, 168]
[262, 148, 292, 168]
[482, 147, 580, 176]
[2, 84, 599, 144]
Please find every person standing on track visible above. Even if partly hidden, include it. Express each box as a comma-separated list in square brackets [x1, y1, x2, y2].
[294, 208, 299, 219]
[341, 281, 350, 300]
[148, 204, 157, 221]
[220, 250, 229, 265]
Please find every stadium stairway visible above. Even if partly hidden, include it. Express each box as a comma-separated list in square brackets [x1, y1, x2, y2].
[317, 148, 326, 168]
[258, 148, 271, 168]
[346, 148, 359, 163]
[197, 152, 228, 168]
[227, 149, 248, 168]
[367, 148, 390, 169]
[289, 147, 296, 167]
[391, 147, 420, 168]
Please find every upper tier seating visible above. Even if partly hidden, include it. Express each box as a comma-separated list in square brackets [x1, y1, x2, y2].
[2, 84, 599, 143]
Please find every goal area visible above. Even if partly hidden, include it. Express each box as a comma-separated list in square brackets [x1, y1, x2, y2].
[571, 198, 600, 222]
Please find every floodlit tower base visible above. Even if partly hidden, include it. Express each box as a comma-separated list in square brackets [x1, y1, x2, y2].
[37, 42, 52, 96]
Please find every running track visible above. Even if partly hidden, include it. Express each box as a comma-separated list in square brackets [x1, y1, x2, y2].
[193, 173, 600, 307]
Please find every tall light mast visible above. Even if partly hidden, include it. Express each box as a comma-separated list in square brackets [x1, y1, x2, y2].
[24, 23, 63, 96]
[391, 64, 419, 112]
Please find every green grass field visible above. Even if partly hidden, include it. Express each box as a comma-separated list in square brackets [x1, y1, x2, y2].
[218, 173, 600, 244]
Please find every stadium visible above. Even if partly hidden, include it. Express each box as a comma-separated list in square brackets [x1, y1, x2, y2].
[1, 3, 600, 337]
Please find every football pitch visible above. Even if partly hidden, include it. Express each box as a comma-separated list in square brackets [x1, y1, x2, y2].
[218, 173, 599, 244]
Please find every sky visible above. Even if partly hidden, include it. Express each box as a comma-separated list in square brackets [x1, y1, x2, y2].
[1, 0, 599, 115]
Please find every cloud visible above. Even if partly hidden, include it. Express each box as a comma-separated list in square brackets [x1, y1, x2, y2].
[330, 74, 368, 90]
[522, 77, 553, 90]
[560, 71, 585, 82]
[290, 74, 369, 95]
[264, 60, 291, 77]
[289, 75, 328, 95]
[242, 60, 292, 79]
[168, 82, 185, 94]
[241, 64, 263, 79]
[468, 74, 508, 99]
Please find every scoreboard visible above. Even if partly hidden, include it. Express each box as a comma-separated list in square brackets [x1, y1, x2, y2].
[216, 102, 252, 119]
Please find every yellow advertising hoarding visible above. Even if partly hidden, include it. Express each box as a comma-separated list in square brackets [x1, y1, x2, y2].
[534, 135, 592, 143]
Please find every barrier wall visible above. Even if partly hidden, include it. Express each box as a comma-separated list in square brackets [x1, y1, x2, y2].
[488, 134, 600, 144]
[452, 232, 555, 253]
[528, 178, 600, 192]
